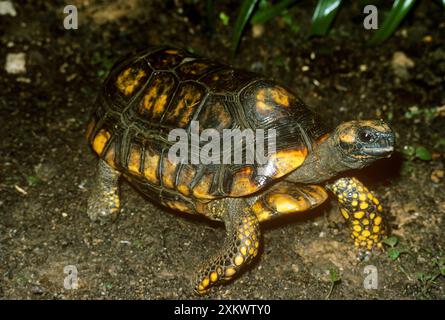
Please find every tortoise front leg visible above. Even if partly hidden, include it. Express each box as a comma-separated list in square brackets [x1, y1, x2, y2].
[327, 177, 387, 254]
[194, 198, 260, 294]
[87, 159, 121, 223]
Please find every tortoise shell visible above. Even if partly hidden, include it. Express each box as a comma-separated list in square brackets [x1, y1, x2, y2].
[86, 46, 328, 214]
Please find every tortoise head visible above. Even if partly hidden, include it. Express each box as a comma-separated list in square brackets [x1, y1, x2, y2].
[333, 120, 395, 168]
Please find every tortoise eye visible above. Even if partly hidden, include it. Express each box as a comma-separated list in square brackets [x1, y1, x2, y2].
[358, 129, 373, 143]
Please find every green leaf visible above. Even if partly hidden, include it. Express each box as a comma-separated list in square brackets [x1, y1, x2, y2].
[251, 0, 299, 25]
[206, 0, 215, 34]
[232, 0, 260, 55]
[382, 236, 399, 247]
[219, 12, 230, 26]
[27, 175, 40, 186]
[402, 145, 416, 158]
[369, 0, 417, 45]
[310, 0, 343, 36]
[387, 248, 401, 260]
[415, 146, 432, 161]
[282, 11, 301, 34]
[436, 138, 445, 149]
[329, 267, 341, 282]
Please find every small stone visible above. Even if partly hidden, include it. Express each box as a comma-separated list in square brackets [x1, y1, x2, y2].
[251, 24, 264, 38]
[5, 52, 26, 74]
[431, 169, 444, 183]
[301, 65, 310, 72]
[391, 51, 414, 79]
[291, 264, 299, 273]
[31, 285, 44, 295]
[422, 35, 432, 43]
[34, 162, 57, 182]
[0, 1, 16, 16]
[392, 52, 415, 69]
[359, 64, 367, 72]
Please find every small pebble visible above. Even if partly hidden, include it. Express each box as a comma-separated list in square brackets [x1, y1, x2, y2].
[422, 35, 432, 43]
[359, 64, 367, 72]
[5, 52, 26, 74]
[0, 1, 16, 16]
[31, 285, 44, 295]
[251, 24, 264, 38]
[431, 169, 444, 183]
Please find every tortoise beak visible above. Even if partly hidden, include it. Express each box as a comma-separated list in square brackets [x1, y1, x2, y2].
[362, 131, 395, 158]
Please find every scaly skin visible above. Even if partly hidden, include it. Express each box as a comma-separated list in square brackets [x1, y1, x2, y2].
[87, 159, 121, 223]
[327, 177, 387, 256]
[194, 198, 260, 295]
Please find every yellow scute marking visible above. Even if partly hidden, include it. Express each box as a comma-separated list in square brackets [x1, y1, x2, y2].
[143, 151, 159, 183]
[230, 167, 258, 196]
[104, 144, 116, 169]
[128, 147, 142, 174]
[153, 94, 168, 117]
[168, 86, 202, 127]
[92, 129, 111, 155]
[177, 184, 190, 196]
[116, 68, 146, 96]
[255, 89, 273, 113]
[271, 149, 308, 177]
[162, 157, 177, 189]
[252, 202, 272, 222]
[193, 174, 215, 199]
[266, 193, 308, 213]
[270, 86, 290, 107]
[142, 86, 158, 112]
[166, 201, 190, 212]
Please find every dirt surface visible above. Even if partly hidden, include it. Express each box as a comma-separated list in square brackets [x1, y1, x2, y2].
[1, 0, 444, 299]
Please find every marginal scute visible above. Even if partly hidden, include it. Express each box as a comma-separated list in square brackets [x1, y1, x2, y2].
[128, 143, 143, 175]
[176, 165, 196, 195]
[230, 167, 259, 196]
[266, 193, 308, 213]
[161, 153, 178, 189]
[269, 148, 308, 178]
[164, 200, 192, 213]
[92, 129, 111, 156]
[143, 147, 160, 184]
[192, 172, 216, 199]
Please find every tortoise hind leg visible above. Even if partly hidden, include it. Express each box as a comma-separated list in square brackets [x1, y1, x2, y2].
[87, 159, 121, 223]
[249, 181, 328, 222]
[194, 198, 260, 294]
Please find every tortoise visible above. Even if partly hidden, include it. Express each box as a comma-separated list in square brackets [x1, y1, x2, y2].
[86, 46, 395, 294]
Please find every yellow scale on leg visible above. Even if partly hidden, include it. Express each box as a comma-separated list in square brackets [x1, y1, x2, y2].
[327, 177, 387, 252]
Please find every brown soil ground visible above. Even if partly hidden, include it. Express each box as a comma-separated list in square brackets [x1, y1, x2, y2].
[0, 0, 444, 299]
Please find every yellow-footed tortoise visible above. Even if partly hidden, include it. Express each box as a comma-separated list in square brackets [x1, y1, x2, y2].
[86, 46, 395, 294]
